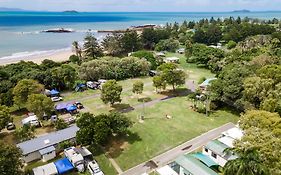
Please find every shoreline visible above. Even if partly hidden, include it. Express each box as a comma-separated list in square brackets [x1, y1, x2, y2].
[0, 49, 73, 66]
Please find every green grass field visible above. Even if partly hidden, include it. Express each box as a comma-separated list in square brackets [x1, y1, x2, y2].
[109, 97, 238, 170]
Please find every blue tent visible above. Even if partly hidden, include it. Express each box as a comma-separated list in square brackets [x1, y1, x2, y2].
[54, 158, 74, 174]
[50, 89, 60, 96]
[67, 105, 77, 112]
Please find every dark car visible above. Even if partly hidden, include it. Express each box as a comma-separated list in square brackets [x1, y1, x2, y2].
[149, 70, 158, 77]
[6, 122, 16, 130]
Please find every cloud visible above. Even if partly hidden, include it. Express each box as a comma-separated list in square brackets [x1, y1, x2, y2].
[0, 0, 280, 12]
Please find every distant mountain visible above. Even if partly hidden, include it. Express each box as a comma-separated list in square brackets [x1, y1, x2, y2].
[232, 9, 251, 13]
[0, 7, 25, 11]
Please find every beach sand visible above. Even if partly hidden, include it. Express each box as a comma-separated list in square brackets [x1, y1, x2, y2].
[0, 49, 73, 66]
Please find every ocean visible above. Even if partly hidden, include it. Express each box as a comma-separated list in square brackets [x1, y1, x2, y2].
[0, 11, 281, 60]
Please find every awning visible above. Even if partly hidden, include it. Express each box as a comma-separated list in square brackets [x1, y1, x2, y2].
[50, 89, 60, 95]
[54, 158, 74, 174]
[191, 153, 218, 167]
[175, 155, 218, 175]
[39, 146, 55, 155]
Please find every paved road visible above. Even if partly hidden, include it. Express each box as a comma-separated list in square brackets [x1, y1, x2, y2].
[121, 122, 236, 175]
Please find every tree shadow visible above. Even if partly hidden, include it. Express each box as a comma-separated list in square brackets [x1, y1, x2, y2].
[138, 97, 152, 103]
[110, 103, 135, 113]
[105, 131, 142, 159]
[159, 88, 191, 98]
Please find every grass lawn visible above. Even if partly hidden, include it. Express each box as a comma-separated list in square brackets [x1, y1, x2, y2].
[108, 96, 238, 170]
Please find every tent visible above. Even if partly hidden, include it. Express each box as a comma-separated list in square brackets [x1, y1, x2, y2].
[54, 158, 74, 174]
[55, 102, 75, 111]
[50, 89, 60, 96]
[75, 84, 87, 92]
[67, 105, 77, 112]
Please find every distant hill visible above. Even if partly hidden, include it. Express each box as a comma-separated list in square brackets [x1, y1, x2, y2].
[0, 7, 25, 11]
[233, 9, 251, 13]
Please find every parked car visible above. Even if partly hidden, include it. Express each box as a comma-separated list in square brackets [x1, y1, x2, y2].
[6, 122, 16, 130]
[149, 70, 158, 77]
[87, 160, 104, 175]
[64, 116, 76, 124]
[51, 96, 63, 102]
[87, 81, 99, 89]
[74, 102, 84, 109]
[22, 115, 41, 127]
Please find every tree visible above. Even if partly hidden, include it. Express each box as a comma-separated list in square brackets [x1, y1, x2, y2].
[235, 110, 281, 174]
[157, 63, 186, 91]
[155, 38, 180, 52]
[54, 119, 68, 130]
[153, 76, 166, 92]
[51, 65, 77, 90]
[132, 81, 144, 95]
[83, 33, 102, 59]
[0, 142, 23, 175]
[15, 124, 35, 142]
[26, 94, 54, 119]
[69, 55, 80, 64]
[13, 79, 44, 108]
[131, 51, 157, 69]
[224, 148, 268, 175]
[227, 40, 237, 49]
[121, 31, 141, 53]
[0, 105, 11, 131]
[72, 41, 82, 58]
[76, 112, 132, 146]
[101, 80, 122, 106]
[102, 34, 124, 56]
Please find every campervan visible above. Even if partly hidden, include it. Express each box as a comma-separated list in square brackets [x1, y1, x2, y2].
[64, 147, 85, 172]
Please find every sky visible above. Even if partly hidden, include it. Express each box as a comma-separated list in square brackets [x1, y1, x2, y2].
[0, 0, 281, 12]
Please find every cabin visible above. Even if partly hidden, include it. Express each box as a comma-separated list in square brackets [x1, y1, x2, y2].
[175, 154, 218, 175]
[199, 78, 217, 91]
[202, 140, 237, 167]
[17, 125, 79, 163]
[164, 57, 180, 63]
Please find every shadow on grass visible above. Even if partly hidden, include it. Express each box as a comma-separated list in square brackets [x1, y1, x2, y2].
[105, 131, 142, 159]
[159, 88, 191, 98]
[110, 103, 135, 113]
[0, 132, 17, 144]
[138, 97, 152, 103]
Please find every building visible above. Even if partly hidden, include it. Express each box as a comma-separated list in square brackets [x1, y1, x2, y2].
[175, 154, 218, 175]
[199, 78, 217, 91]
[164, 57, 180, 63]
[202, 140, 237, 167]
[156, 165, 178, 175]
[17, 125, 79, 163]
[176, 48, 185, 54]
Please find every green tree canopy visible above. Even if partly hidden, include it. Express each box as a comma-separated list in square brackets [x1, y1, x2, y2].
[0, 105, 11, 131]
[0, 142, 23, 175]
[76, 112, 132, 146]
[132, 81, 144, 95]
[13, 79, 44, 108]
[83, 33, 102, 59]
[26, 94, 54, 119]
[101, 80, 123, 106]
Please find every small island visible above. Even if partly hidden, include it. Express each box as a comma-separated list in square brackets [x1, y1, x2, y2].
[233, 9, 251, 13]
[42, 28, 74, 33]
[63, 10, 79, 13]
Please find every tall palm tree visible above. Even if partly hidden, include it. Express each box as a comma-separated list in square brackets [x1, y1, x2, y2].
[224, 148, 269, 175]
[72, 41, 82, 58]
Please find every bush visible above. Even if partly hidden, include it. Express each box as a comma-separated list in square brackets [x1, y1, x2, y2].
[69, 55, 80, 64]
[227, 40, 237, 49]
[155, 39, 180, 52]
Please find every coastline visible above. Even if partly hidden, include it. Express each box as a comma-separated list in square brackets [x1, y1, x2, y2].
[0, 49, 73, 66]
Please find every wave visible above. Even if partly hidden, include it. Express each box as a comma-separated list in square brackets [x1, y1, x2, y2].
[0, 47, 71, 60]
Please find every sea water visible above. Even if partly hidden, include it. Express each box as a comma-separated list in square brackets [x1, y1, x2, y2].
[0, 11, 281, 59]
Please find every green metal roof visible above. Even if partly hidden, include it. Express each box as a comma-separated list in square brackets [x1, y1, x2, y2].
[191, 153, 218, 167]
[205, 140, 229, 156]
[175, 155, 218, 175]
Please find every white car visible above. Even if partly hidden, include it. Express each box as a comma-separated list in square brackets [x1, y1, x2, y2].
[51, 96, 63, 102]
[87, 160, 104, 175]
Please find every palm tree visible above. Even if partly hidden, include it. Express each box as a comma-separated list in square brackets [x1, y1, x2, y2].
[72, 41, 82, 58]
[224, 148, 268, 175]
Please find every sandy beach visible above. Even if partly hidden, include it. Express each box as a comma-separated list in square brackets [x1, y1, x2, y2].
[0, 49, 73, 66]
